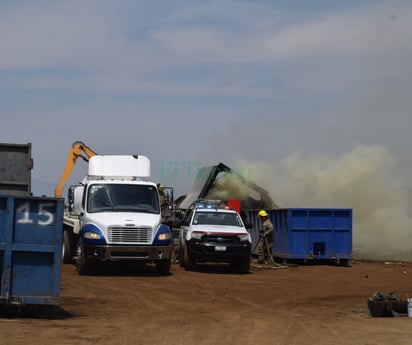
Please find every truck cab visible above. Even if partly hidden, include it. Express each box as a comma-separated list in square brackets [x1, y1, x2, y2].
[62, 155, 173, 275]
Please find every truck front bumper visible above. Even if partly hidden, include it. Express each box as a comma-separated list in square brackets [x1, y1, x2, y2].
[83, 244, 172, 262]
[187, 240, 251, 263]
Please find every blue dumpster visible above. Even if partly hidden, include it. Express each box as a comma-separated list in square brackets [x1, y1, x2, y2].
[248, 208, 352, 264]
[0, 195, 63, 306]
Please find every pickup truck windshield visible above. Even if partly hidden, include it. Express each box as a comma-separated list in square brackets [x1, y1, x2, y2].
[193, 212, 242, 227]
[87, 184, 160, 214]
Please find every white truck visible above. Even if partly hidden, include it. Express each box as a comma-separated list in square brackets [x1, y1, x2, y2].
[55, 142, 173, 275]
[177, 200, 252, 273]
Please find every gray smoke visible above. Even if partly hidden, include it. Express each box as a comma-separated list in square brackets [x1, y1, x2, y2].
[238, 144, 412, 261]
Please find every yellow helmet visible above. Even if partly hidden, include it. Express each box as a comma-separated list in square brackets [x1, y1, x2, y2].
[258, 210, 268, 217]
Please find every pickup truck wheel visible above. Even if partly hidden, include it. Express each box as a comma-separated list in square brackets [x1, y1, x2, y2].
[62, 230, 73, 264]
[171, 240, 181, 264]
[76, 240, 93, 275]
[156, 259, 171, 275]
[171, 230, 181, 264]
[179, 246, 184, 267]
[178, 234, 184, 267]
[235, 256, 251, 274]
[183, 246, 195, 271]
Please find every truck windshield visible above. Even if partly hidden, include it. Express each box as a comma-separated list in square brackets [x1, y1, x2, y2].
[193, 212, 242, 227]
[87, 184, 160, 214]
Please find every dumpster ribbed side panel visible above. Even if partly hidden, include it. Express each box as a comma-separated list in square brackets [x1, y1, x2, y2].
[0, 143, 32, 196]
[247, 208, 352, 262]
[0, 195, 63, 306]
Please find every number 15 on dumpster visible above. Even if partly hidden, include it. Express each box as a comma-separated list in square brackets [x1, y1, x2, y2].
[16, 201, 55, 226]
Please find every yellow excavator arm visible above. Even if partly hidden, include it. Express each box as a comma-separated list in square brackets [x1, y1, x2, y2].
[54, 141, 97, 198]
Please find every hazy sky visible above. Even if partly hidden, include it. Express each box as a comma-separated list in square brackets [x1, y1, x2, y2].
[2, 0, 412, 259]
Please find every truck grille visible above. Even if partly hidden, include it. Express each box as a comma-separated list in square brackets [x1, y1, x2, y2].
[203, 235, 239, 245]
[108, 226, 152, 244]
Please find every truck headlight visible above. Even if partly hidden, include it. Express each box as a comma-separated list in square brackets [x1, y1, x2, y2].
[158, 232, 171, 241]
[238, 234, 250, 242]
[84, 232, 101, 240]
[153, 224, 172, 245]
[191, 231, 204, 240]
[81, 224, 106, 245]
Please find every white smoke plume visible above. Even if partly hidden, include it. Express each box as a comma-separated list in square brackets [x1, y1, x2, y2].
[206, 172, 276, 209]
[238, 145, 412, 261]
[207, 174, 252, 201]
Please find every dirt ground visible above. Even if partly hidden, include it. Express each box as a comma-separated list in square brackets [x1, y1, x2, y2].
[1, 260, 412, 345]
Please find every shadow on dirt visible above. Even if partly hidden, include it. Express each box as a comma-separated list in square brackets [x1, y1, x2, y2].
[68, 261, 173, 277]
[272, 258, 352, 267]
[101, 261, 251, 276]
[180, 262, 252, 275]
[249, 254, 351, 268]
[0, 304, 74, 320]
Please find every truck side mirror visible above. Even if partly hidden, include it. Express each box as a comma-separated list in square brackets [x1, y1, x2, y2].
[71, 185, 85, 216]
[163, 186, 174, 209]
[245, 222, 253, 230]
[68, 186, 75, 212]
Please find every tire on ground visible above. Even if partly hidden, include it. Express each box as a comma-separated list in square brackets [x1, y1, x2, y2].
[233, 256, 251, 274]
[62, 230, 73, 264]
[156, 259, 171, 275]
[183, 246, 196, 271]
[76, 239, 93, 275]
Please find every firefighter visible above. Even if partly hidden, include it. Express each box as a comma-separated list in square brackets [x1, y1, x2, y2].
[257, 210, 273, 264]
[157, 184, 167, 207]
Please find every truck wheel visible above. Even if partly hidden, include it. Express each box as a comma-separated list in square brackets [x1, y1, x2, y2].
[171, 230, 181, 264]
[235, 256, 251, 274]
[178, 235, 184, 267]
[179, 246, 184, 267]
[156, 259, 171, 275]
[76, 239, 93, 275]
[183, 246, 195, 271]
[62, 230, 73, 264]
